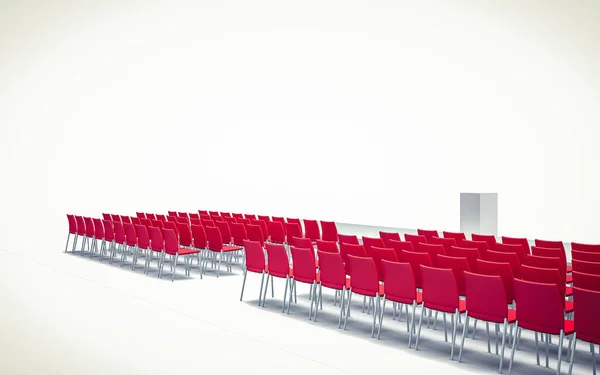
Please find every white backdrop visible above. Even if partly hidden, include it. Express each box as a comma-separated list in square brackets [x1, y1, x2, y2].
[1, 0, 600, 253]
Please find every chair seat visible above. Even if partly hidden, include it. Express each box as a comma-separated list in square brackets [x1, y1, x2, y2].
[566, 300, 574, 313]
[566, 286, 573, 296]
[508, 308, 517, 323]
[567, 265, 572, 273]
[178, 248, 200, 255]
[459, 299, 467, 313]
[566, 274, 573, 283]
[265, 264, 293, 278]
[564, 319, 575, 335]
[222, 245, 242, 252]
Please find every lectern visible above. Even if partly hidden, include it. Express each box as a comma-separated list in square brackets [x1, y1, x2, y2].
[460, 193, 498, 235]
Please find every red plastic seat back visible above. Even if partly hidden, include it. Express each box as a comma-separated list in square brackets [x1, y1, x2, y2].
[209, 211, 220, 218]
[124, 223, 137, 246]
[493, 242, 526, 263]
[191, 224, 207, 249]
[67, 214, 77, 234]
[221, 212, 232, 218]
[316, 240, 338, 253]
[346, 255, 379, 297]
[531, 246, 566, 270]
[338, 234, 359, 245]
[405, 233, 427, 248]
[523, 254, 565, 276]
[521, 264, 566, 300]
[317, 251, 346, 290]
[572, 242, 600, 253]
[572, 287, 600, 345]
[145, 213, 156, 221]
[176, 216, 188, 224]
[189, 213, 200, 220]
[111, 214, 121, 222]
[534, 239, 564, 252]
[420, 265, 460, 313]
[514, 279, 565, 335]
[464, 271, 508, 323]
[447, 246, 480, 270]
[370, 246, 398, 281]
[148, 226, 164, 252]
[246, 224, 265, 247]
[215, 221, 232, 244]
[320, 221, 338, 242]
[443, 231, 466, 244]
[223, 216, 237, 225]
[272, 217, 286, 235]
[267, 221, 285, 244]
[177, 223, 192, 247]
[379, 231, 401, 247]
[257, 215, 270, 222]
[459, 239, 489, 257]
[167, 215, 178, 223]
[156, 214, 166, 222]
[485, 250, 521, 278]
[388, 239, 414, 261]
[151, 219, 164, 228]
[103, 220, 115, 242]
[572, 271, 600, 292]
[163, 229, 180, 255]
[471, 233, 497, 247]
[163, 221, 177, 236]
[291, 237, 313, 250]
[244, 213, 257, 221]
[93, 218, 104, 239]
[381, 260, 417, 304]
[285, 222, 303, 242]
[417, 229, 439, 242]
[103, 213, 112, 220]
[304, 219, 321, 241]
[230, 223, 248, 247]
[419, 243, 446, 263]
[167, 211, 177, 217]
[401, 250, 432, 289]
[206, 226, 223, 251]
[362, 236, 385, 256]
[121, 216, 132, 224]
[84, 217, 95, 237]
[339, 243, 367, 265]
[436, 254, 470, 296]
[198, 210, 208, 216]
[201, 219, 215, 227]
[135, 224, 150, 249]
[290, 246, 317, 284]
[113, 221, 125, 244]
[502, 236, 531, 255]
[231, 213, 243, 219]
[572, 250, 600, 263]
[430, 236, 457, 253]
[287, 218, 302, 233]
[475, 259, 515, 303]
[178, 212, 189, 219]
[131, 217, 141, 226]
[243, 240, 266, 274]
[264, 243, 290, 278]
[140, 218, 152, 227]
[572, 259, 600, 275]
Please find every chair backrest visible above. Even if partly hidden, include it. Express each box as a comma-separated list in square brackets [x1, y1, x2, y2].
[243, 240, 266, 273]
[346, 255, 380, 297]
[471, 233, 497, 246]
[339, 242, 368, 264]
[379, 231, 401, 247]
[215, 221, 232, 244]
[316, 240, 338, 253]
[417, 229, 439, 242]
[420, 265, 460, 313]
[145, 213, 156, 220]
[287, 218, 302, 233]
[464, 271, 509, 323]
[167, 211, 177, 217]
[475, 259, 515, 303]
[134, 224, 149, 249]
[443, 231, 467, 244]
[267, 221, 286, 244]
[232, 213, 244, 219]
[520, 264, 566, 300]
[209, 211, 220, 218]
[285, 222, 303, 242]
[131, 217, 141, 226]
[304, 219, 321, 241]
[523, 254, 565, 276]
[430, 236, 457, 253]
[572, 250, 600, 263]
[290, 246, 317, 284]
[572, 271, 600, 292]
[198, 210, 208, 216]
[250, 219, 268, 240]
[419, 243, 446, 263]
[175, 216, 188, 224]
[317, 251, 346, 290]
[362, 236, 385, 256]
[572, 287, 600, 344]
[148, 226, 164, 252]
[291, 237, 313, 250]
[485, 250, 521, 278]
[92, 218, 104, 239]
[257, 215, 270, 222]
[201, 219, 215, 227]
[189, 213, 200, 220]
[338, 234, 359, 245]
[534, 239, 564, 252]
[223, 216, 237, 225]
[136, 212, 146, 219]
[571, 242, 600, 253]
[572, 259, 600, 275]
[121, 216, 132, 224]
[200, 214, 211, 221]
[501, 236, 531, 255]
[156, 214, 166, 221]
[124, 222, 137, 246]
[177, 212, 189, 219]
[459, 239, 489, 256]
[493, 242, 526, 263]
[221, 212, 232, 218]
[264, 243, 290, 278]
[163, 228, 180, 255]
[272, 216, 285, 224]
[151, 219, 164, 228]
[113, 221, 125, 244]
[190, 218, 202, 226]
[370, 246, 398, 282]
[140, 218, 152, 227]
[436, 254, 470, 296]
[381, 260, 418, 304]
[67, 214, 77, 234]
[320, 221, 338, 242]
[191, 224, 207, 249]
[514, 279, 565, 334]
[177, 223, 192, 247]
[103, 219, 115, 242]
[167, 215, 178, 223]
[531, 246, 566, 268]
[388, 239, 414, 260]
[230, 222, 248, 247]
[205, 226, 223, 251]
[401, 250, 433, 288]
[84, 217, 95, 237]
[405, 233, 427, 247]
[111, 214, 122, 222]
[447, 246, 480, 270]
[246, 224, 265, 247]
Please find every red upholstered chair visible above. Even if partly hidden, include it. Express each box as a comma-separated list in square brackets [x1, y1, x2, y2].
[571, 271, 600, 292]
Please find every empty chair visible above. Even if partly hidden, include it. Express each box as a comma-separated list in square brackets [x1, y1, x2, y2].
[257, 215, 271, 222]
[287, 218, 302, 234]
[220, 212, 232, 218]
[84, 217, 96, 258]
[458, 272, 516, 372]
[572, 259, 600, 275]
[523, 254, 566, 278]
[378, 260, 423, 346]
[475, 259, 516, 304]
[205, 226, 242, 277]
[131, 217, 141, 226]
[572, 271, 600, 292]
[534, 240, 568, 271]
[152, 219, 164, 228]
[121, 216, 132, 224]
[177, 223, 193, 248]
[379, 231, 401, 247]
[262, 243, 292, 309]
[520, 265, 573, 312]
[102, 219, 115, 260]
[162, 229, 200, 281]
[316, 250, 350, 328]
[121, 222, 137, 266]
[415, 265, 466, 360]
[189, 213, 200, 220]
[338, 234, 359, 245]
[285, 222, 303, 243]
[485, 250, 522, 278]
[388, 239, 414, 260]
[304, 219, 321, 241]
[471, 233, 497, 246]
[494, 242, 526, 263]
[198, 210, 208, 215]
[316, 240, 338, 253]
[419, 243, 446, 264]
[111, 214, 122, 222]
[91, 218, 106, 260]
[272, 217, 286, 235]
[571, 242, 600, 253]
[370, 246, 398, 282]
[251, 219, 268, 241]
[290, 237, 314, 251]
[402, 250, 433, 289]
[201, 219, 215, 227]
[246, 224, 265, 247]
[167, 211, 177, 217]
[190, 217, 201, 226]
[146, 226, 164, 274]
[532, 246, 568, 272]
[405, 233, 427, 248]
[175, 216, 188, 224]
[339, 242, 368, 264]
[110, 221, 126, 265]
[443, 231, 467, 244]
[568, 287, 600, 375]
[501, 236, 531, 255]
[167, 215, 178, 223]
[417, 229, 439, 242]
[288, 246, 320, 319]
[223, 216, 237, 225]
[231, 213, 244, 219]
[459, 239, 489, 257]
[447, 246, 480, 270]
[156, 214, 166, 221]
[177, 212, 189, 219]
[145, 213, 156, 221]
[65, 214, 77, 252]
[436, 254, 470, 296]
[508, 279, 576, 375]
[321, 221, 338, 242]
[230, 222, 248, 248]
[267, 221, 286, 244]
[343, 255, 383, 337]
[430, 236, 457, 253]
[132, 224, 150, 271]
[240, 240, 268, 305]
[209, 211, 220, 217]
[362, 236, 385, 256]
[572, 250, 600, 263]
[215, 221, 233, 245]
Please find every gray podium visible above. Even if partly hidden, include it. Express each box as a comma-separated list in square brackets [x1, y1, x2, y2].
[460, 193, 498, 235]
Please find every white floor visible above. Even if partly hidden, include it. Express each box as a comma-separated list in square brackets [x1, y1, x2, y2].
[0, 241, 594, 375]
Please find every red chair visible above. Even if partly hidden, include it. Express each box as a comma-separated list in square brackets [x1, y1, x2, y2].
[572, 259, 600, 275]
[378, 260, 423, 346]
[145, 213, 156, 221]
[343, 255, 383, 337]
[288, 246, 320, 319]
[572, 250, 600, 263]
[257, 215, 270, 222]
[231, 213, 243, 219]
[272, 217, 286, 235]
[167, 215, 178, 223]
[189, 213, 199, 220]
[136, 212, 146, 219]
[417, 229, 439, 242]
[215, 221, 233, 245]
[370, 246, 398, 282]
[246, 224, 265, 247]
[535, 239, 564, 252]
[209, 211, 220, 218]
[102, 219, 115, 261]
[110, 221, 126, 265]
[316, 240, 338, 253]
[83, 217, 95, 257]
[532, 246, 569, 274]
[201, 219, 215, 227]
[571, 242, 600, 253]
[534, 241, 569, 272]
[167, 211, 177, 217]
[121, 222, 137, 266]
[163, 221, 178, 236]
[568, 287, 600, 375]
[362, 236, 385, 256]
[175, 216, 188, 225]
[572, 271, 600, 292]
[508, 279, 576, 375]
[402, 250, 432, 289]
[111, 214, 121, 222]
[339, 242, 367, 264]
[415, 265, 466, 360]
[205, 226, 242, 277]
[459, 239, 489, 257]
[287, 218, 302, 234]
[472, 233, 497, 247]
[177, 212, 189, 219]
[443, 231, 467, 244]
[447, 246, 480, 270]
[436, 254, 470, 296]
[475, 259, 515, 304]
[162, 228, 200, 281]
[304, 219, 321, 241]
[405, 233, 427, 248]
[485, 250, 522, 278]
[198, 210, 208, 216]
[240, 240, 268, 305]
[152, 219, 164, 228]
[156, 214, 166, 222]
[290, 237, 313, 251]
[250, 219, 268, 240]
[458, 272, 516, 372]
[131, 217, 141, 226]
[494, 242, 526, 263]
[221, 212, 232, 218]
[146, 226, 164, 275]
[132, 224, 150, 271]
[523, 254, 567, 279]
[177, 223, 193, 247]
[316, 250, 350, 328]
[91, 218, 105, 260]
[430, 236, 457, 254]
[285, 222, 303, 243]
[379, 231, 401, 247]
[65, 214, 77, 252]
[501, 236, 531, 255]
[262, 243, 291, 309]
[388, 239, 414, 260]
[320, 221, 338, 242]
[230, 222, 248, 248]
[419, 243, 446, 263]
[520, 265, 573, 312]
[267, 221, 286, 244]
[338, 234, 359, 245]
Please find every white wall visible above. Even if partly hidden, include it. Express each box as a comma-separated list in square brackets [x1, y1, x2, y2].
[1, 0, 600, 253]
